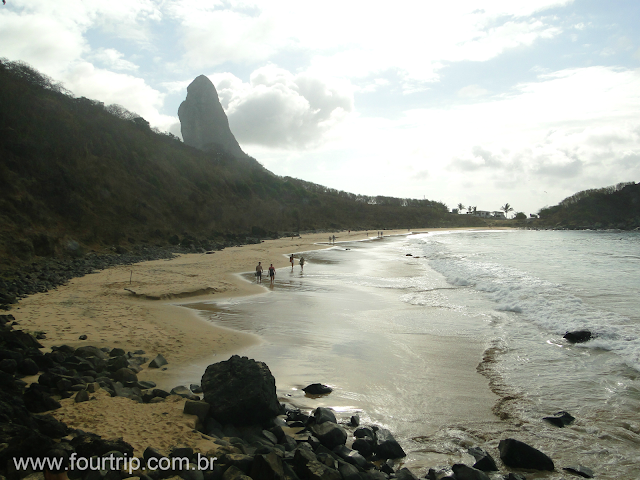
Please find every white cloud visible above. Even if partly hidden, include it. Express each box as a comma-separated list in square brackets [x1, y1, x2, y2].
[210, 65, 354, 148]
[458, 85, 489, 98]
[91, 48, 139, 72]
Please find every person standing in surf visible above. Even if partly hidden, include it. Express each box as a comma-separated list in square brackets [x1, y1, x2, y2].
[255, 262, 263, 283]
[269, 263, 276, 285]
[289, 254, 295, 271]
[300, 256, 305, 271]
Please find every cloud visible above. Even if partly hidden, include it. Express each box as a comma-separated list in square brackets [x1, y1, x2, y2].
[91, 48, 139, 72]
[458, 85, 489, 98]
[211, 65, 353, 148]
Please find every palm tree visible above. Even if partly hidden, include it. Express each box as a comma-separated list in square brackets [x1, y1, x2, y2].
[457, 203, 465, 214]
[468, 205, 473, 215]
[501, 203, 514, 219]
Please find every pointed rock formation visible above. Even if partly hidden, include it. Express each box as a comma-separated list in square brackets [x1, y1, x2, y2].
[178, 75, 248, 158]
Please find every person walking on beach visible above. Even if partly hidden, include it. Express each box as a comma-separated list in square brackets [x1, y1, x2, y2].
[299, 256, 305, 271]
[289, 254, 295, 271]
[332, 235, 336, 243]
[268, 263, 276, 285]
[255, 262, 263, 283]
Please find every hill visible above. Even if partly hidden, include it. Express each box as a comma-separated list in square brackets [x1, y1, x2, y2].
[535, 182, 640, 229]
[0, 59, 485, 271]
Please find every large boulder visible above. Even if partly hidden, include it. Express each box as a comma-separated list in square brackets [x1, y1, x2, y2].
[178, 75, 249, 159]
[201, 356, 281, 425]
[498, 438, 554, 471]
[310, 423, 347, 450]
[375, 428, 406, 459]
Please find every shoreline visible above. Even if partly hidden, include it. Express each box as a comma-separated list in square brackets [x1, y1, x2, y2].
[14, 228, 500, 370]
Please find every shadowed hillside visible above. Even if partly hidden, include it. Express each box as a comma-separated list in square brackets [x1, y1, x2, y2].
[536, 182, 640, 229]
[0, 59, 485, 269]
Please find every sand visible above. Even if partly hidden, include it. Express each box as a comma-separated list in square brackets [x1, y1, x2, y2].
[12, 228, 501, 457]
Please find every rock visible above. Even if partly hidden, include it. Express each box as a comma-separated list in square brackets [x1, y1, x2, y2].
[426, 467, 454, 480]
[0, 358, 18, 374]
[110, 348, 126, 357]
[107, 355, 129, 372]
[71, 432, 134, 457]
[332, 445, 368, 469]
[76, 346, 109, 360]
[137, 380, 156, 390]
[504, 474, 526, 480]
[311, 407, 337, 425]
[543, 411, 575, 427]
[338, 463, 360, 480]
[467, 447, 498, 471]
[191, 384, 203, 394]
[302, 384, 333, 395]
[201, 355, 281, 426]
[310, 422, 347, 450]
[112, 368, 138, 383]
[75, 390, 90, 403]
[18, 358, 39, 376]
[250, 452, 284, 480]
[23, 385, 61, 413]
[354, 427, 375, 439]
[374, 428, 405, 459]
[149, 354, 168, 369]
[349, 415, 359, 427]
[78, 335, 88, 340]
[498, 438, 554, 471]
[171, 385, 193, 397]
[352, 437, 373, 457]
[178, 75, 249, 159]
[33, 414, 69, 438]
[293, 447, 341, 480]
[184, 400, 210, 423]
[451, 464, 490, 480]
[563, 465, 594, 478]
[395, 467, 419, 480]
[222, 466, 251, 480]
[563, 330, 592, 343]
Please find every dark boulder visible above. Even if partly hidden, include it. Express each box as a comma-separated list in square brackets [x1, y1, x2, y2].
[201, 356, 281, 426]
[71, 432, 134, 457]
[375, 428, 405, 459]
[250, 452, 284, 480]
[18, 357, 40, 376]
[76, 346, 109, 360]
[302, 384, 333, 395]
[450, 464, 490, 480]
[107, 355, 129, 372]
[310, 422, 347, 450]
[543, 411, 575, 428]
[395, 467, 419, 480]
[352, 437, 374, 457]
[149, 354, 168, 368]
[293, 447, 341, 480]
[467, 447, 498, 471]
[331, 445, 368, 469]
[498, 438, 554, 471]
[563, 330, 592, 343]
[112, 367, 138, 383]
[33, 414, 69, 438]
[310, 407, 337, 425]
[23, 384, 61, 413]
[563, 465, 594, 478]
[0, 358, 18, 374]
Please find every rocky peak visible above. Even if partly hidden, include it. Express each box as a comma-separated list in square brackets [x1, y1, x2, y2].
[178, 75, 248, 158]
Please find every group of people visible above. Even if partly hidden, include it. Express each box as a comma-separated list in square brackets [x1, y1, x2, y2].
[255, 254, 305, 286]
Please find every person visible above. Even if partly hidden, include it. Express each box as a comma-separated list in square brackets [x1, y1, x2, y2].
[255, 262, 263, 283]
[332, 235, 336, 243]
[299, 256, 305, 271]
[289, 254, 295, 271]
[268, 264, 276, 285]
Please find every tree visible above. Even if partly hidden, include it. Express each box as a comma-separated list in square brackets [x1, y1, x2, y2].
[457, 203, 465, 214]
[468, 205, 473, 214]
[514, 212, 526, 220]
[501, 203, 514, 219]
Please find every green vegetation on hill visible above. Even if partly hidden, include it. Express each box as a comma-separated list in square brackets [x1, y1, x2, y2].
[536, 182, 640, 229]
[0, 59, 485, 268]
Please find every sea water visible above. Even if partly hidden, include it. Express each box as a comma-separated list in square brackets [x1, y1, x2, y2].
[186, 229, 640, 478]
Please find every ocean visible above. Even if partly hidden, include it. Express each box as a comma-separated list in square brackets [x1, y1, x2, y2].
[185, 229, 640, 478]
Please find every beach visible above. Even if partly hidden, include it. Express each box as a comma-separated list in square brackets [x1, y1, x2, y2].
[11, 228, 500, 465]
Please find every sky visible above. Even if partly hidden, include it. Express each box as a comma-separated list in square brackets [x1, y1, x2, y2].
[2, 0, 640, 216]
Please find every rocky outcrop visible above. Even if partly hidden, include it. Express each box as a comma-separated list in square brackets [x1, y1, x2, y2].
[201, 355, 282, 425]
[178, 75, 248, 158]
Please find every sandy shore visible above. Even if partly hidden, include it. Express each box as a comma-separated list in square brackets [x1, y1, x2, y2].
[12, 227, 501, 457]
